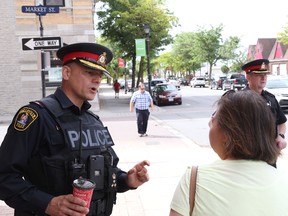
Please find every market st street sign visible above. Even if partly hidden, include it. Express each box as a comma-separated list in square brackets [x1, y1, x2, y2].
[22, 37, 62, 50]
[21, 5, 59, 16]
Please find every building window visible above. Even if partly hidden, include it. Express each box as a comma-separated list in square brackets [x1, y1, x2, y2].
[43, 0, 65, 7]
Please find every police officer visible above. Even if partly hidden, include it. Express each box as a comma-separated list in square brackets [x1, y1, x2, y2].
[0, 43, 150, 216]
[242, 59, 287, 151]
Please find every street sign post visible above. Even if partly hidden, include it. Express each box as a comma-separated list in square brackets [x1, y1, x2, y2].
[22, 37, 62, 51]
[21, 5, 59, 16]
[21, 5, 61, 98]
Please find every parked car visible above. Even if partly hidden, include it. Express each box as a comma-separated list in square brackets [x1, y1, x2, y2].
[152, 83, 182, 106]
[144, 82, 150, 91]
[265, 76, 288, 111]
[143, 79, 167, 92]
[190, 77, 205, 88]
[178, 78, 190, 86]
[148, 79, 167, 91]
[210, 76, 227, 90]
[168, 79, 181, 89]
[223, 73, 247, 91]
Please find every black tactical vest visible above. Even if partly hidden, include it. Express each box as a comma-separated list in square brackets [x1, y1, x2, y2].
[27, 97, 118, 215]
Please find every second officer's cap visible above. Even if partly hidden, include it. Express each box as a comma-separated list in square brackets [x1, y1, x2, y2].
[57, 42, 113, 78]
[241, 59, 270, 74]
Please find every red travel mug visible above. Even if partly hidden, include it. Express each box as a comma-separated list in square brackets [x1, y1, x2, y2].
[72, 177, 96, 208]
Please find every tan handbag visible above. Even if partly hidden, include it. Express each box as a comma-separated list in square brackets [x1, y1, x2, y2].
[189, 166, 198, 216]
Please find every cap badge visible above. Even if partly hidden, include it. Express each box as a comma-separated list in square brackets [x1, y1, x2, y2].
[261, 62, 267, 70]
[97, 52, 107, 67]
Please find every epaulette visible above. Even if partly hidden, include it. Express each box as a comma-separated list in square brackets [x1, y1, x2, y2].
[87, 110, 100, 121]
[30, 100, 46, 109]
[263, 90, 276, 98]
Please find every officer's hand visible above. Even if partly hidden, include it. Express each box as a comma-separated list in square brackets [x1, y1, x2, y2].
[276, 136, 287, 150]
[45, 194, 89, 216]
[126, 160, 150, 188]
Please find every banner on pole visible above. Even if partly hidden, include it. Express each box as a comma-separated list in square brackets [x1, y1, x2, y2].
[135, 39, 146, 56]
[118, 58, 125, 68]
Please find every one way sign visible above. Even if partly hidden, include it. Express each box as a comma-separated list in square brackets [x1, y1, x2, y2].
[22, 37, 62, 50]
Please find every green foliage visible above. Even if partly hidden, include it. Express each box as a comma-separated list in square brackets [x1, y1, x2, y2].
[172, 32, 202, 74]
[154, 52, 174, 71]
[156, 24, 240, 80]
[192, 24, 240, 81]
[96, 2, 243, 82]
[229, 50, 247, 72]
[278, 24, 288, 44]
[194, 25, 224, 65]
[221, 65, 229, 74]
[96, 0, 178, 84]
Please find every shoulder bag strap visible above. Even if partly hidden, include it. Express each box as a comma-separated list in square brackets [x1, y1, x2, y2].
[189, 166, 198, 216]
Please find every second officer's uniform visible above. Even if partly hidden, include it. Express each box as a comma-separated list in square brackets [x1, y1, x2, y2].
[0, 43, 133, 216]
[242, 59, 287, 132]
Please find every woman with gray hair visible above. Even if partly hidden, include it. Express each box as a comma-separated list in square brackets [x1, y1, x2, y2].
[170, 90, 288, 216]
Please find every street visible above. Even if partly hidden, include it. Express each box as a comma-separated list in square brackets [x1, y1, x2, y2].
[154, 85, 288, 147]
[152, 86, 223, 147]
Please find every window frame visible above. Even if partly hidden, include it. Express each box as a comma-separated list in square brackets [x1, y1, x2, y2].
[43, 0, 65, 7]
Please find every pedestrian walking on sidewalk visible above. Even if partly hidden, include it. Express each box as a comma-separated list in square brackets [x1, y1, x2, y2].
[129, 83, 154, 137]
[113, 79, 121, 98]
[169, 90, 288, 216]
[0, 42, 150, 216]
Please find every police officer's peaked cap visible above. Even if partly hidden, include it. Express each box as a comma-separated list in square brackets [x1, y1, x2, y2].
[241, 59, 270, 74]
[57, 43, 113, 78]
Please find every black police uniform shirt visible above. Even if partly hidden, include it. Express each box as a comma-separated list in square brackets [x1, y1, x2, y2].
[244, 86, 287, 126]
[0, 87, 130, 215]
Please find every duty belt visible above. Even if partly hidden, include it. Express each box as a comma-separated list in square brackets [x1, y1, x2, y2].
[89, 199, 106, 216]
[14, 210, 39, 216]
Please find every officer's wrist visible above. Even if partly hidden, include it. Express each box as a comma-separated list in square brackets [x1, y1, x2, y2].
[117, 172, 136, 192]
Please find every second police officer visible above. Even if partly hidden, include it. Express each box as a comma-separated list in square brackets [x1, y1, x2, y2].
[242, 59, 287, 155]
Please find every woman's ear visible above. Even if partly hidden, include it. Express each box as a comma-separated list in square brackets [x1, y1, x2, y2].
[223, 132, 228, 143]
[62, 65, 71, 80]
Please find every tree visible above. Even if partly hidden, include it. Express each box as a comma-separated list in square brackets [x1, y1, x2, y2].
[172, 32, 202, 77]
[278, 23, 288, 44]
[193, 24, 241, 83]
[96, 0, 178, 88]
[221, 65, 229, 74]
[229, 49, 248, 72]
[153, 51, 174, 79]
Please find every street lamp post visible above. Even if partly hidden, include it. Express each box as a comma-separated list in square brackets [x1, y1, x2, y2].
[144, 24, 151, 95]
[124, 59, 127, 94]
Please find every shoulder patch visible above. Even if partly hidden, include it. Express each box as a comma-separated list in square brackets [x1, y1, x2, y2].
[14, 107, 38, 131]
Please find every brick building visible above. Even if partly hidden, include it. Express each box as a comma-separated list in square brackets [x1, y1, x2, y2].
[0, 0, 98, 118]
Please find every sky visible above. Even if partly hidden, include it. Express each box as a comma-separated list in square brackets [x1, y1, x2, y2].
[165, 0, 288, 49]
